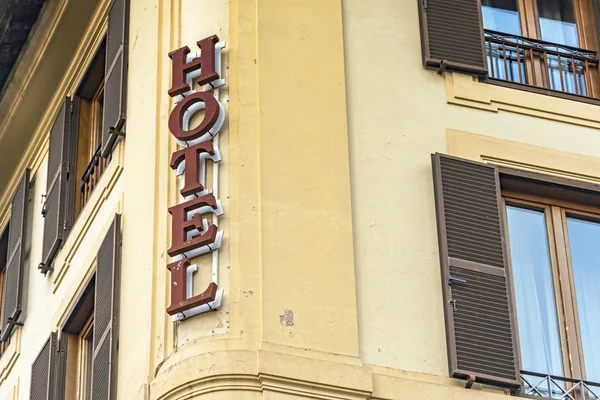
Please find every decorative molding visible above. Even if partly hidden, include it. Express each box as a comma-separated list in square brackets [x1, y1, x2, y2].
[447, 129, 600, 184]
[151, 348, 372, 400]
[445, 72, 600, 130]
[481, 155, 600, 184]
[3, 377, 18, 400]
[0, 328, 21, 386]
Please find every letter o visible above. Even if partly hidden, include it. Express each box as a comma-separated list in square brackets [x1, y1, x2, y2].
[168, 92, 222, 144]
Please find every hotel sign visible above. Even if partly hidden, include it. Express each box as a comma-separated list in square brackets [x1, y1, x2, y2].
[166, 35, 226, 321]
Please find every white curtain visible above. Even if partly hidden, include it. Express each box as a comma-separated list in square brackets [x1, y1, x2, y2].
[566, 218, 600, 383]
[506, 206, 564, 377]
[537, 0, 579, 46]
[481, 0, 522, 35]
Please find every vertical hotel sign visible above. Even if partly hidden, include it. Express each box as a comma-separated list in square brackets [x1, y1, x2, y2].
[166, 35, 226, 321]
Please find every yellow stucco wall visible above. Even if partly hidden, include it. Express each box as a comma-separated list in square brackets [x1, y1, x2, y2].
[344, 0, 600, 398]
[0, 0, 598, 399]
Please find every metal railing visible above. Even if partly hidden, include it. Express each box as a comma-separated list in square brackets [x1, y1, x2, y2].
[521, 371, 600, 400]
[80, 144, 108, 208]
[484, 29, 599, 97]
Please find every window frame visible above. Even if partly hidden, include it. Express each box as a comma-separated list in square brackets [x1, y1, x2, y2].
[501, 188, 600, 382]
[74, 314, 94, 400]
[60, 272, 95, 400]
[73, 39, 107, 218]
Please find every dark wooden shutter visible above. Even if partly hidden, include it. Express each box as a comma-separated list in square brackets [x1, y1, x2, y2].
[1, 169, 30, 342]
[53, 335, 67, 400]
[30, 333, 57, 400]
[91, 214, 121, 399]
[40, 98, 73, 274]
[418, 0, 487, 75]
[101, 0, 129, 158]
[431, 153, 520, 389]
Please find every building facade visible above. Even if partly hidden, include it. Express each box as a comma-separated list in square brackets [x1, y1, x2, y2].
[0, 0, 598, 399]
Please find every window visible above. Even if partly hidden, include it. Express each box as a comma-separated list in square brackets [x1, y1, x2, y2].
[64, 310, 94, 400]
[32, 214, 122, 399]
[482, 0, 599, 97]
[431, 153, 600, 396]
[503, 193, 600, 390]
[482, 0, 522, 35]
[75, 41, 107, 217]
[77, 318, 94, 400]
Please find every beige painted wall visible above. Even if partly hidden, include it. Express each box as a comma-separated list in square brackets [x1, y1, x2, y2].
[343, 0, 600, 380]
[1, 0, 599, 398]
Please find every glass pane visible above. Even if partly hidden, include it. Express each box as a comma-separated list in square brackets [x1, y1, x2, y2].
[486, 41, 528, 84]
[537, 0, 579, 47]
[482, 0, 522, 35]
[506, 206, 564, 378]
[566, 217, 600, 383]
[545, 54, 587, 95]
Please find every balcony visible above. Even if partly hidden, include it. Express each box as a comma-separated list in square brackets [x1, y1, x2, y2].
[484, 29, 599, 99]
[80, 144, 108, 209]
[521, 371, 600, 400]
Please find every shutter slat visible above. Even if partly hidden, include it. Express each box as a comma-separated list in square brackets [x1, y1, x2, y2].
[29, 333, 57, 400]
[91, 214, 121, 400]
[40, 98, 72, 274]
[1, 169, 30, 342]
[54, 335, 67, 400]
[419, 0, 487, 74]
[432, 153, 520, 389]
[101, 0, 129, 158]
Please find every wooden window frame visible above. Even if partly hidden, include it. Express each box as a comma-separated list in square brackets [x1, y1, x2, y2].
[74, 314, 94, 400]
[74, 39, 108, 218]
[501, 189, 598, 382]
[59, 272, 95, 400]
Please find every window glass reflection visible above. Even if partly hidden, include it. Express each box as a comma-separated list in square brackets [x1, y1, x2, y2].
[506, 206, 563, 378]
[566, 217, 600, 383]
[537, 0, 579, 46]
[482, 0, 522, 35]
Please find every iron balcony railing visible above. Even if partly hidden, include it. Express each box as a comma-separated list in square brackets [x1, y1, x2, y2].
[80, 143, 108, 208]
[521, 370, 600, 400]
[484, 29, 599, 98]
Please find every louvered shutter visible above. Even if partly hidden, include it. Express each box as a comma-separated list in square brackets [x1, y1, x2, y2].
[91, 214, 121, 399]
[418, 0, 487, 75]
[431, 153, 520, 389]
[101, 0, 129, 158]
[1, 169, 30, 342]
[30, 333, 57, 400]
[53, 335, 67, 400]
[40, 98, 73, 274]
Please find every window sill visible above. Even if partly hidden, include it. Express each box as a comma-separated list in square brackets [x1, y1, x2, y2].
[51, 139, 125, 292]
[0, 327, 21, 386]
[444, 72, 600, 129]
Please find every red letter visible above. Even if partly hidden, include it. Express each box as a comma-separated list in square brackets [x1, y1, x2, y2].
[168, 35, 220, 97]
[168, 92, 220, 142]
[166, 257, 218, 315]
[168, 193, 219, 257]
[170, 140, 215, 196]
